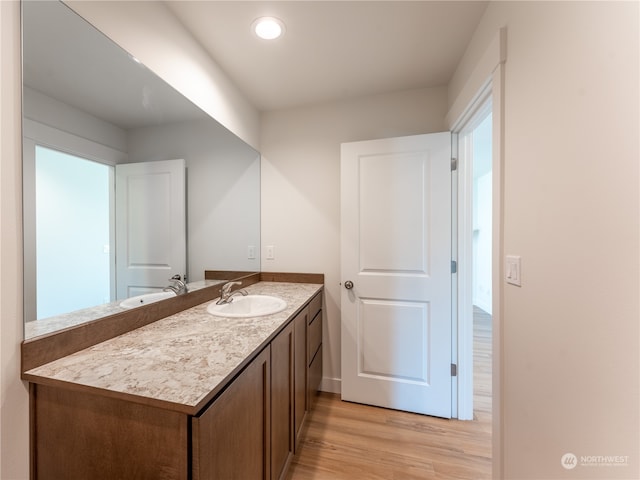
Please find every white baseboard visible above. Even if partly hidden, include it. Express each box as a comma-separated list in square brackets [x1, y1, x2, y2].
[319, 376, 341, 394]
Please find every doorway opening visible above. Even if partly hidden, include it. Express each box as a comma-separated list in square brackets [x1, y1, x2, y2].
[34, 145, 113, 319]
[469, 110, 493, 425]
[457, 100, 492, 427]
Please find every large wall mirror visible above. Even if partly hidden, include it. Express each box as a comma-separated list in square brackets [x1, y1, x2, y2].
[22, 1, 261, 339]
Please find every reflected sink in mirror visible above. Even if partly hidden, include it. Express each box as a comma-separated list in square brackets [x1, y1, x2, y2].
[119, 291, 177, 309]
[207, 295, 287, 318]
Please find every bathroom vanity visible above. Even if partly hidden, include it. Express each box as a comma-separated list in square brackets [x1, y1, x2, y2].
[22, 274, 323, 480]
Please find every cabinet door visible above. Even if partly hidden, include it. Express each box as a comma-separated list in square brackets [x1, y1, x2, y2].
[192, 347, 271, 480]
[32, 384, 188, 480]
[271, 321, 294, 480]
[293, 307, 308, 450]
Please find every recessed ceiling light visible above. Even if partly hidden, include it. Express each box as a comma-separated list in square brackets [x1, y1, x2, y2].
[252, 17, 285, 40]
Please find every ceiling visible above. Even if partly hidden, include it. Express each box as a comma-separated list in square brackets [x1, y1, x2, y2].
[23, 0, 209, 129]
[23, 1, 489, 127]
[165, 1, 489, 112]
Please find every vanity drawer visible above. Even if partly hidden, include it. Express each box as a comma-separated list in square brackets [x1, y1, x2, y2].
[308, 346, 322, 407]
[308, 292, 322, 320]
[307, 311, 322, 365]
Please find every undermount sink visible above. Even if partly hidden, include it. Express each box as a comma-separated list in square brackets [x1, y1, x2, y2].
[119, 291, 176, 309]
[207, 295, 287, 318]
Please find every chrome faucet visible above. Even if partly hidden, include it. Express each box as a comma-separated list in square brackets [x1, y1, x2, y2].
[163, 274, 188, 295]
[216, 281, 248, 304]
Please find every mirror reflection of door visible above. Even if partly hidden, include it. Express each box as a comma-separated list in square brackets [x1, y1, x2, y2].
[35, 145, 113, 319]
[115, 159, 187, 299]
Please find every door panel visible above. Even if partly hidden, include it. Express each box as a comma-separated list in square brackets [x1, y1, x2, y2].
[359, 151, 429, 273]
[115, 159, 186, 299]
[358, 299, 429, 382]
[341, 132, 452, 418]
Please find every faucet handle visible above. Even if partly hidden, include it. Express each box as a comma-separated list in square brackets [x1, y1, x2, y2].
[169, 274, 182, 281]
[221, 281, 242, 294]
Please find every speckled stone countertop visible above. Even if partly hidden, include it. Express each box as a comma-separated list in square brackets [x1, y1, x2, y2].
[24, 282, 322, 414]
[24, 279, 224, 340]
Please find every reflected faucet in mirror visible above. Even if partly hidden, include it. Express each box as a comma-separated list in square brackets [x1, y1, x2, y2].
[164, 275, 189, 296]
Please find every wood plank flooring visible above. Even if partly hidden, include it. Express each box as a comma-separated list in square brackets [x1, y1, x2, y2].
[287, 307, 492, 480]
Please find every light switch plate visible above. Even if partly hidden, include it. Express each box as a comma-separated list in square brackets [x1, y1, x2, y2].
[505, 255, 522, 287]
[266, 245, 275, 260]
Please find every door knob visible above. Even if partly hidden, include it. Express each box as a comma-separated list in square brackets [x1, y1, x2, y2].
[344, 280, 354, 289]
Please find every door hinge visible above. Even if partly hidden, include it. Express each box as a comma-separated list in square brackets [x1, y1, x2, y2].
[451, 260, 457, 274]
[451, 157, 458, 171]
[451, 364, 457, 376]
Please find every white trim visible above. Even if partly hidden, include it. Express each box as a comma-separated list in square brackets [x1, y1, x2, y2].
[450, 81, 493, 134]
[22, 118, 127, 166]
[456, 126, 474, 420]
[320, 376, 341, 394]
[450, 132, 459, 419]
[454, 95, 493, 136]
[491, 62, 505, 480]
[447, 27, 507, 129]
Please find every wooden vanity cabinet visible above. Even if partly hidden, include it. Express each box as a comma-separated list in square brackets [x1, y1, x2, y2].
[31, 384, 189, 480]
[193, 294, 321, 480]
[29, 288, 323, 480]
[192, 346, 271, 480]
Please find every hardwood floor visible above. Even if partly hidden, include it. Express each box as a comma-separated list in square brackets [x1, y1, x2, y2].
[287, 307, 492, 480]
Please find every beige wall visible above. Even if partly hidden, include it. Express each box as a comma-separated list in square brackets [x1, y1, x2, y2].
[0, 1, 29, 478]
[450, 1, 639, 478]
[260, 86, 448, 390]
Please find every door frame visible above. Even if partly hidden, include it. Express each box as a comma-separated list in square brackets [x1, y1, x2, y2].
[453, 92, 493, 420]
[22, 118, 124, 320]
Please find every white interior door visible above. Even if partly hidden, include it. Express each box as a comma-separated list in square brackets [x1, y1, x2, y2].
[341, 132, 453, 418]
[115, 159, 186, 299]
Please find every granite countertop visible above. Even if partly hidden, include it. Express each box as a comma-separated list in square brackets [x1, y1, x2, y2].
[23, 282, 322, 414]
